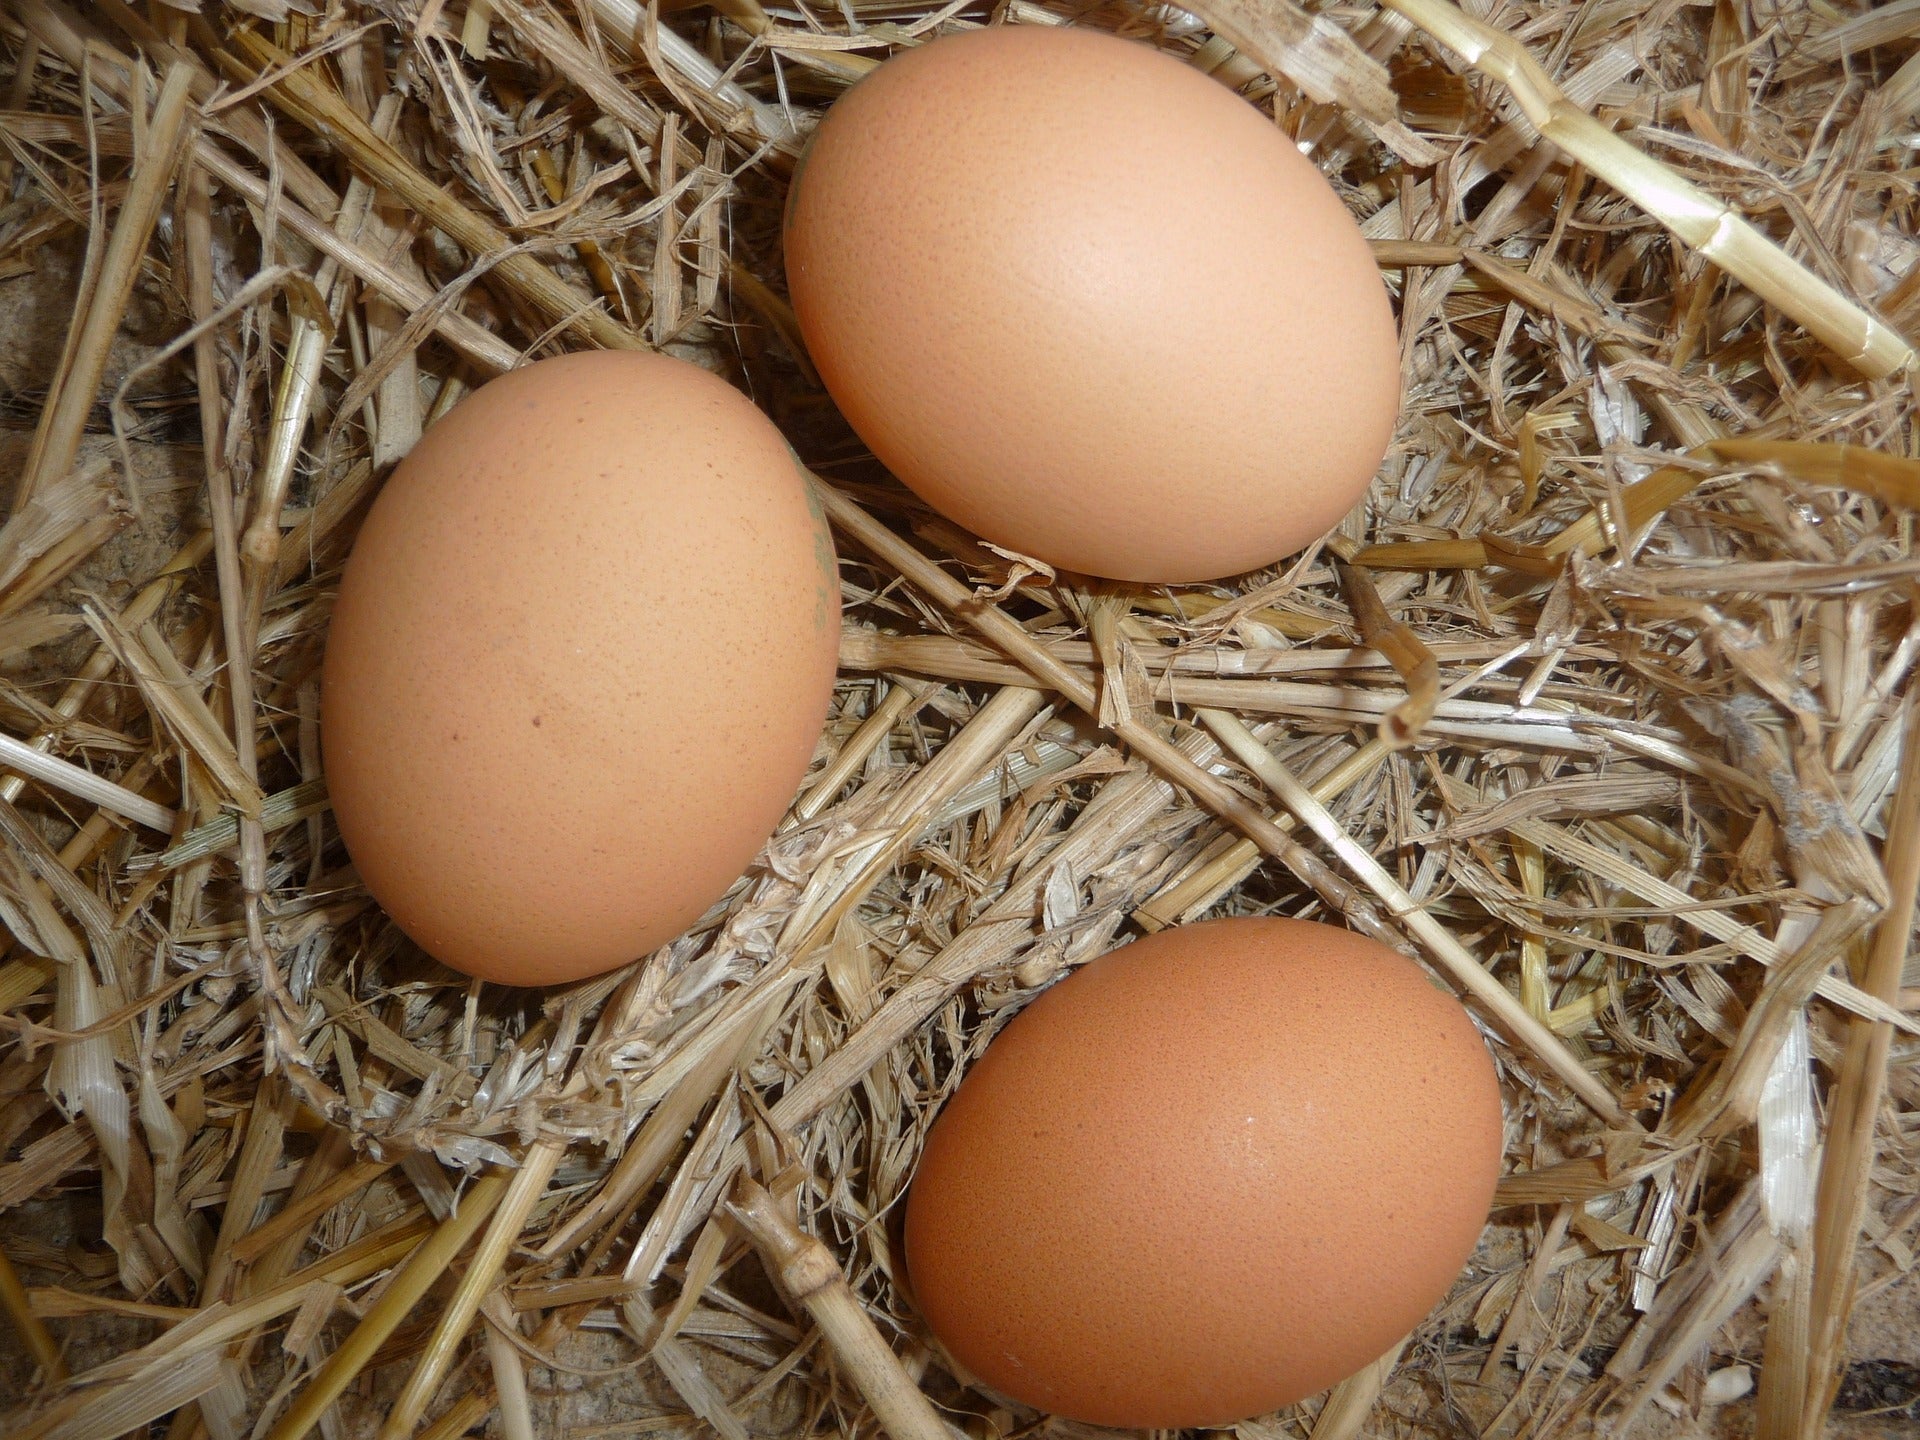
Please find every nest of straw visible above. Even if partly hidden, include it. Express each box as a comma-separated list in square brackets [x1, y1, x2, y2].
[1, 0, 1918, 1435]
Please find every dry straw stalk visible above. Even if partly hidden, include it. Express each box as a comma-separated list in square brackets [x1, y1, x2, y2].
[1378, 0, 1915, 380]
[726, 1176, 955, 1440]
[14, 61, 195, 510]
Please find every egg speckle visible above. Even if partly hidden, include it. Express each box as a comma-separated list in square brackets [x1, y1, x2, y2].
[784, 25, 1402, 583]
[321, 351, 840, 987]
[902, 917, 1504, 1428]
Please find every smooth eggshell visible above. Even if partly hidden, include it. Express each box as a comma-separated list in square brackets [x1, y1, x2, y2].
[902, 916, 1503, 1428]
[784, 25, 1401, 583]
[322, 352, 840, 986]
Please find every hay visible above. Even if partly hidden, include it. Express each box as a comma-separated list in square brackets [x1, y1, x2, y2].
[0, 0, 1916, 1436]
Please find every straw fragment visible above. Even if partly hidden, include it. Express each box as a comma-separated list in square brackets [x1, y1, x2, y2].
[1380, 0, 1913, 378]
[1665, 900, 1875, 1143]
[1794, 697, 1920, 1433]
[1197, 708, 1633, 1125]
[1331, 546, 1439, 747]
[0, 1244, 64, 1383]
[377, 1144, 563, 1440]
[481, 1295, 534, 1440]
[0, 730, 175, 833]
[128, 781, 330, 874]
[15, 61, 194, 510]
[223, 30, 646, 355]
[585, 0, 801, 150]
[0, 460, 126, 615]
[1173, 0, 1440, 164]
[79, 602, 264, 818]
[726, 1176, 954, 1440]
[32, 1352, 231, 1440]
[263, 1174, 508, 1440]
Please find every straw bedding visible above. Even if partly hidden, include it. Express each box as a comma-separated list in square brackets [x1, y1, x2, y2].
[0, 0, 1918, 1436]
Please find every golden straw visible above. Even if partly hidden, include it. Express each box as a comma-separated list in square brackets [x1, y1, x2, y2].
[1379, 0, 1913, 379]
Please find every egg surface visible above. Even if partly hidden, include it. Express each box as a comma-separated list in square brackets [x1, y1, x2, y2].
[784, 25, 1401, 583]
[322, 352, 840, 986]
[902, 917, 1503, 1428]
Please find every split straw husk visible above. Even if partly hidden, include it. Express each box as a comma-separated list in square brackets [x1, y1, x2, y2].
[1, 0, 1919, 1438]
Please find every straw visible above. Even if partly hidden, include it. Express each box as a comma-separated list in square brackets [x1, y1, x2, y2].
[262, 1174, 507, 1440]
[3, 0, 1918, 1436]
[0, 1244, 64, 1382]
[222, 29, 647, 355]
[1793, 697, 1920, 1434]
[14, 61, 195, 510]
[1377, 0, 1914, 379]
[726, 1176, 954, 1440]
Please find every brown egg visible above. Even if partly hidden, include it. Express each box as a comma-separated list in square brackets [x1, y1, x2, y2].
[784, 25, 1401, 583]
[903, 917, 1503, 1428]
[322, 352, 840, 987]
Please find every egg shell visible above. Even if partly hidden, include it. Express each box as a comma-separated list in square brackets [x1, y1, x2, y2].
[321, 351, 840, 987]
[902, 916, 1503, 1428]
[784, 25, 1401, 584]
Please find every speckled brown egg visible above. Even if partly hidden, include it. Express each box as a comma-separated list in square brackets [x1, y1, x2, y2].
[321, 351, 840, 987]
[902, 917, 1504, 1428]
[783, 24, 1401, 583]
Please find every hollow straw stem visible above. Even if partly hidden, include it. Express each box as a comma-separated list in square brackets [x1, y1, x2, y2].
[1794, 696, 1920, 1434]
[1378, 0, 1913, 379]
[263, 1173, 507, 1440]
[0, 730, 175, 833]
[1134, 737, 1396, 931]
[376, 1144, 563, 1440]
[181, 164, 266, 935]
[726, 1177, 955, 1440]
[240, 278, 338, 656]
[794, 680, 934, 821]
[481, 1295, 534, 1440]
